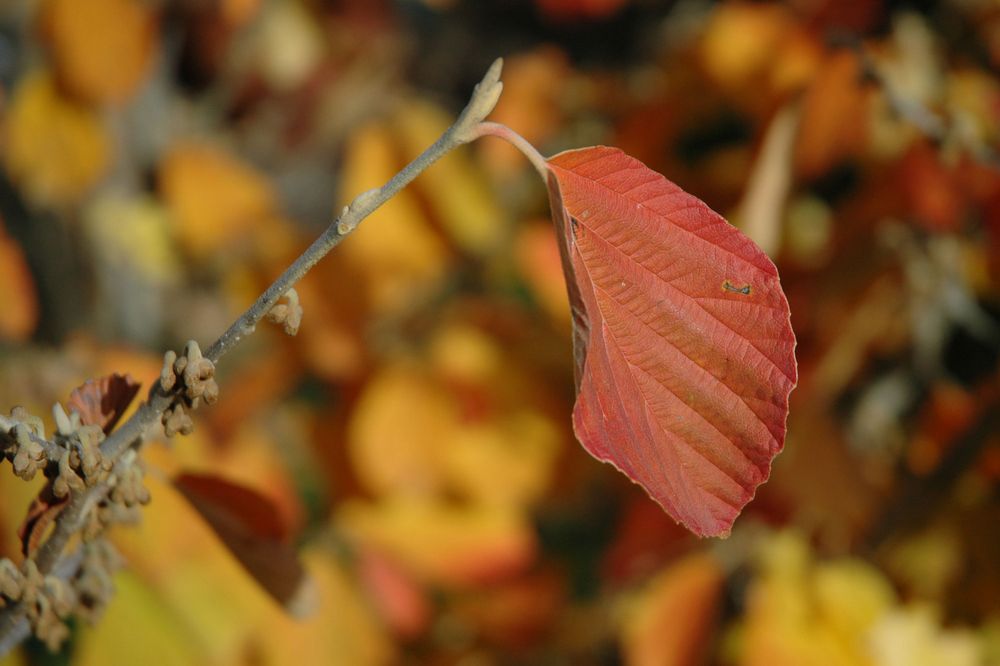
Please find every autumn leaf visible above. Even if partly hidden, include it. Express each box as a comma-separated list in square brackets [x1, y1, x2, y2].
[159, 142, 277, 261]
[173, 472, 309, 613]
[338, 498, 536, 588]
[42, 0, 158, 105]
[545, 146, 797, 537]
[337, 120, 449, 313]
[2, 71, 112, 208]
[0, 219, 38, 342]
[392, 100, 506, 255]
[66, 373, 141, 434]
[620, 554, 724, 666]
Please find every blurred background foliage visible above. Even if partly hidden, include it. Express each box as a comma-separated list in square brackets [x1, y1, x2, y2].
[1, 0, 1000, 664]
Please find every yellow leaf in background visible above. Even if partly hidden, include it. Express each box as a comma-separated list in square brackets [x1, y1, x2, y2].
[338, 121, 448, 312]
[159, 142, 277, 261]
[700, 3, 791, 90]
[393, 100, 506, 255]
[74, 571, 204, 666]
[348, 363, 456, 497]
[0, 472, 46, 560]
[252, 550, 395, 666]
[735, 531, 888, 666]
[0, 646, 25, 666]
[85, 196, 180, 284]
[0, 220, 37, 341]
[429, 322, 564, 507]
[444, 411, 561, 509]
[42, 0, 157, 105]
[621, 554, 724, 666]
[256, 1, 324, 92]
[884, 527, 963, 601]
[110, 471, 291, 664]
[2, 71, 112, 208]
[429, 321, 503, 383]
[869, 606, 983, 666]
[947, 68, 1000, 148]
[813, 560, 895, 644]
[338, 498, 536, 588]
[82, 195, 181, 343]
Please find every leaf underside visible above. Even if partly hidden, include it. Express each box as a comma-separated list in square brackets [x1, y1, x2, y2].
[546, 147, 797, 537]
[174, 472, 306, 608]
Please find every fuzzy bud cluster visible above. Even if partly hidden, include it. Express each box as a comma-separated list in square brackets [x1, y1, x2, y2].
[266, 288, 303, 336]
[159, 340, 219, 437]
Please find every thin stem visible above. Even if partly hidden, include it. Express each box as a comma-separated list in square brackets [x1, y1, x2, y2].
[466, 121, 549, 178]
[0, 57, 507, 655]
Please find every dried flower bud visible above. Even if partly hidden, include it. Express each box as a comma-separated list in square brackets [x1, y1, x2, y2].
[0, 558, 23, 600]
[160, 350, 178, 391]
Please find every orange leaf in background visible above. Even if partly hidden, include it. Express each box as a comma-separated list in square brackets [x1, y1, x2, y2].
[899, 140, 963, 232]
[0, 220, 37, 341]
[794, 51, 870, 179]
[351, 328, 564, 509]
[515, 220, 573, 327]
[546, 146, 797, 537]
[453, 569, 565, 649]
[338, 498, 536, 588]
[66, 373, 141, 434]
[621, 554, 724, 666]
[159, 142, 277, 260]
[42, 0, 157, 105]
[222, 0, 263, 28]
[2, 71, 112, 208]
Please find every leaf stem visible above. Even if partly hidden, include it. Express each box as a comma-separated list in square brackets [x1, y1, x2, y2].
[0, 57, 507, 655]
[466, 121, 549, 179]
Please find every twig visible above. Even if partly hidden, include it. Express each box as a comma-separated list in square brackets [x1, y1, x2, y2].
[0, 57, 506, 654]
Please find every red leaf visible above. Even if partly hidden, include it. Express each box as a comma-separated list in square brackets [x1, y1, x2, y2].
[66, 373, 141, 434]
[173, 472, 311, 613]
[18, 484, 68, 558]
[545, 146, 797, 537]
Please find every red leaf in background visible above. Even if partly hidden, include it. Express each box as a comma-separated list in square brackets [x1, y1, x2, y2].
[545, 147, 797, 537]
[174, 472, 312, 614]
[66, 373, 141, 434]
[357, 545, 431, 640]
